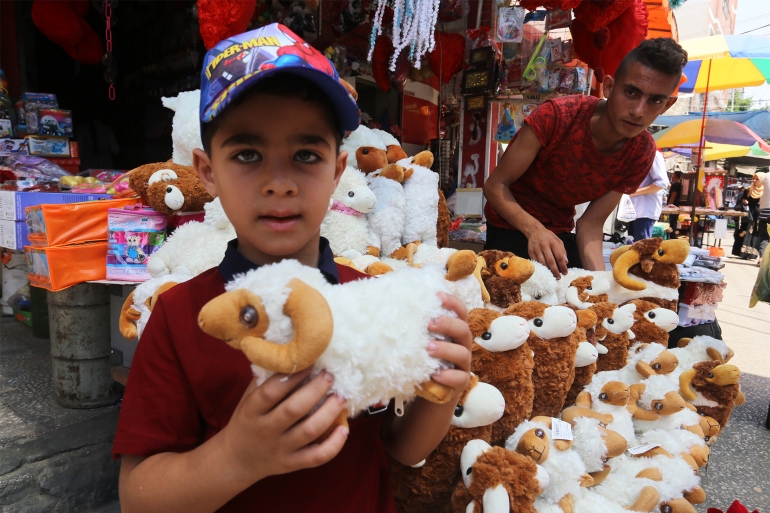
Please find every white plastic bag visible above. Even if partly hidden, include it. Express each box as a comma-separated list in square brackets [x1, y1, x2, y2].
[617, 194, 637, 222]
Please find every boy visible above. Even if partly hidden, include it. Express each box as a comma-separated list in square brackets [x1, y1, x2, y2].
[113, 25, 472, 513]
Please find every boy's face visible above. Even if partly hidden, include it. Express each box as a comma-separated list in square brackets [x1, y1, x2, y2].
[194, 93, 347, 265]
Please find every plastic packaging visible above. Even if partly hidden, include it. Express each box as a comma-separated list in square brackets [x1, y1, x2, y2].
[26, 242, 109, 292]
[496, 6, 525, 43]
[2, 154, 70, 180]
[107, 204, 167, 282]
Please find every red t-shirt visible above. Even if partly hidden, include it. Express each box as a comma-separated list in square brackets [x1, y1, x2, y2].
[113, 240, 396, 513]
[485, 95, 656, 234]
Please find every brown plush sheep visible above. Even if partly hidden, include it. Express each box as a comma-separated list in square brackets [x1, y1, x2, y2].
[504, 302, 578, 418]
[436, 189, 451, 249]
[565, 275, 611, 309]
[679, 360, 744, 428]
[564, 309, 599, 407]
[628, 299, 680, 347]
[478, 250, 536, 309]
[469, 308, 534, 446]
[390, 375, 505, 513]
[593, 302, 636, 372]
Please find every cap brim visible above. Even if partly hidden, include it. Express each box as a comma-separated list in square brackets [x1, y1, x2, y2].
[203, 67, 360, 135]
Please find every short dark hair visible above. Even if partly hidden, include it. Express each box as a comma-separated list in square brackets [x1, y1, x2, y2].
[615, 38, 688, 86]
[673, 171, 683, 179]
[202, 74, 343, 154]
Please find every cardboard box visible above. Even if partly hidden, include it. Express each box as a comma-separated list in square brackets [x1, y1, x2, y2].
[25, 136, 70, 157]
[26, 109, 73, 138]
[0, 138, 28, 156]
[0, 119, 12, 138]
[0, 220, 29, 250]
[0, 191, 113, 221]
[21, 92, 57, 103]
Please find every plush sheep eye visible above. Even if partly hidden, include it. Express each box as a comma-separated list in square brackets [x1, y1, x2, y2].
[652, 363, 661, 370]
[500, 261, 508, 270]
[602, 456, 609, 463]
[599, 422, 607, 428]
[166, 186, 173, 193]
[599, 393, 609, 401]
[362, 148, 369, 155]
[454, 405, 464, 417]
[348, 191, 355, 197]
[661, 505, 672, 513]
[535, 294, 542, 300]
[587, 286, 592, 291]
[708, 372, 714, 378]
[654, 402, 663, 411]
[648, 312, 656, 319]
[607, 319, 615, 325]
[535, 428, 545, 438]
[466, 467, 473, 476]
[533, 318, 543, 327]
[704, 436, 710, 442]
[239, 306, 259, 328]
[481, 332, 492, 341]
[658, 249, 665, 257]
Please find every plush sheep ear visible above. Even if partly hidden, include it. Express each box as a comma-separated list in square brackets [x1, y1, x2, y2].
[636, 360, 656, 378]
[679, 369, 698, 401]
[119, 291, 140, 340]
[446, 250, 477, 281]
[629, 383, 646, 402]
[706, 347, 724, 363]
[677, 337, 693, 348]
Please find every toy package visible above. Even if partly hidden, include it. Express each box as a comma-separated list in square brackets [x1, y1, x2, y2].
[30, 109, 74, 138]
[25, 136, 71, 157]
[107, 205, 167, 282]
[495, 6, 525, 43]
[25, 242, 109, 292]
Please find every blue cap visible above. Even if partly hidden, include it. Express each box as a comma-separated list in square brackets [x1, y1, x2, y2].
[199, 23, 360, 134]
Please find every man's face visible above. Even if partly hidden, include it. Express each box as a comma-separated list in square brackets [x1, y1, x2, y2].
[603, 62, 679, 139]
[194, 93, 346, 264]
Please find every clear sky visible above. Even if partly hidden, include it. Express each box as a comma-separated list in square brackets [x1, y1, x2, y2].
[733, 0, 770, 108]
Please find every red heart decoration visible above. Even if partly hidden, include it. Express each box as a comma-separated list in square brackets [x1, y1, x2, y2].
[32, 0, 104, 64]
[428, 32, 466, 84]
[197, 0, 257, 50]
[372, 35, 394, 92]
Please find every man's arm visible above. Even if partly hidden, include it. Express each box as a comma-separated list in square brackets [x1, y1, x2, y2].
[576, 190, 622, 271]
[483, 125, 569, 277]
[630, 184, 663, 197]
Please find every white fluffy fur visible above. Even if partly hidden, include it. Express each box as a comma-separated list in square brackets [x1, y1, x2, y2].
[669, 336, 731, 379]
[521, 261, 559, 305]
[147, 198, 236, 278]
[397, 157, 439, 246]
[130, 273, 191, 339]
[638, 428, 706, 456]
[582, 371, 638, 445]
[413, 245, 485, 311]
[161, 90, 203, 167]
[633, 405, 704, 433]
[573, 488, 630, 513]
[321, 167, 376, 255]
[636, 375, 680, 411]
[340, 125, 386, 170]
[604, 454, 700, 503]
[371, 128, 400, 148]
[225, 261, 452, 416]
[570, 417, 611, 473]
[555, 268, 679, 305]
[366, 175, 406, 257]
[616, 343, 669, 384]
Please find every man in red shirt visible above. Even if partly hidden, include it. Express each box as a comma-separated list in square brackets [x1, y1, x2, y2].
[484, 38, 687, 278]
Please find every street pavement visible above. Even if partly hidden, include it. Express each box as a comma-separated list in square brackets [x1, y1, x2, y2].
[696, 257, 770, 512]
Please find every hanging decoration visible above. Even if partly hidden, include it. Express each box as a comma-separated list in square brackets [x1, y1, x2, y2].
[31, 0, 103, 64]
[368, 0, 441, 71]
[103, 0, 116, 100]
[371, 34, 395, 92]
[428, 32, 465, 84]
[197, 0, 257, 50]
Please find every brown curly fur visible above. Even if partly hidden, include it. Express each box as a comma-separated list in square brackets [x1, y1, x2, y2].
[590, 302, 631, 372]
[627, 239, 681, 289]
[629, 299, 671, 346]
[128, 161, 213, 214]
[570, 276, 609, 304]
[449, 447, 539, 513]
[478, 250, 526, 308]
[437, 189, 451, 248]
[689, 361, 741, 428]
[390, 375, 493, 513]
[469, 309, 535, 446]
[564, 308, 599, 407]
[505, 302, 577, 418]
[635, 297, 678, 312]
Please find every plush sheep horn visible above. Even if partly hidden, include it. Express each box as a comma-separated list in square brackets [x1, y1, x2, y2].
[406, 243, 419, 267]
[609, 245, 632, 267]
[679, 369, 698, 401]
[119, 291, 141, 340]
[474, 256, 491, 303]
[725, 346, 735, 362]
[612, 249, 646, 291]
[482, 484, 509, 513]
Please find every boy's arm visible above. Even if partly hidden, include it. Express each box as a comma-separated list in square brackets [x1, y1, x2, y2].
[381, 293, 472, 466]
[119, 370, 349, 513]
[576, 190, 622, 271]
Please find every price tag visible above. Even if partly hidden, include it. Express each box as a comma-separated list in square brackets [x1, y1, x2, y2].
[627, 444, 659, 455]
[551, 418, 573, 440]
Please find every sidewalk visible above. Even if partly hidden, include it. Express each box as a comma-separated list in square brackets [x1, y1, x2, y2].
[696, 258, 770, 512]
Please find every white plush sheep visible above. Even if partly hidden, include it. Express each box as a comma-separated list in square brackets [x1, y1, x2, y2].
[575, 371, 638, 445]
[669, 336, 734, 379]
[366, 173, 406, 257]
[119, 273, 191, 340]
[147, 197, 236, 278]
[320, 166, 376, 256]
[412, 245, 486, 310]
[397, 153, 439, 247]
[555, 268, 680, 308]
[521, 260, 559, 304]
[638, 428, 710, 469]
[341, 125, 387, 171]
[198, 261, 455, 417]
[616, 342, 680, 385]
[631, 375, 687, 433]
[161, 89, 203, 167]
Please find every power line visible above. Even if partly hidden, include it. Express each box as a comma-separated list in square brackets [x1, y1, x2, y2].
[742, 23, 770, 34]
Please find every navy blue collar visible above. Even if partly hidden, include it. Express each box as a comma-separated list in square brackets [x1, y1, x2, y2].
[219, 237, 340, 284]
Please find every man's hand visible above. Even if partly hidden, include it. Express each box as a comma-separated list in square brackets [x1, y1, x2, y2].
[528, 226, 568, 278]
[220, 368, 349, 488]
[427, 292, 472, 395]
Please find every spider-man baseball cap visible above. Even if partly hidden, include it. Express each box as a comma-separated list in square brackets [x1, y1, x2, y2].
[200, 23, 360, 134]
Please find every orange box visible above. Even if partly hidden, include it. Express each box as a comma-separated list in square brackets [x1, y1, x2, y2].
[25, 197, 140, 247]
[25, 242, 108, 291]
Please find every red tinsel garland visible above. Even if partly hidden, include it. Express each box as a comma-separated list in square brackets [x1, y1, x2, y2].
[197, 0, 256, 50]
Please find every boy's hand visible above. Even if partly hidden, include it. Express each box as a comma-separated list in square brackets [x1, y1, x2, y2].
[220, 368, 349, 488]
[427, 292, 472, 398]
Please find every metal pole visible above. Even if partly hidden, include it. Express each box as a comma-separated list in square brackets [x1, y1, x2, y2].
[476, 0, 484, 28]
[689, 60, 712, 246]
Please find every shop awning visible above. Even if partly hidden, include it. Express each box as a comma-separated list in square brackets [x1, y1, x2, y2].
[644, 0, 678, 41]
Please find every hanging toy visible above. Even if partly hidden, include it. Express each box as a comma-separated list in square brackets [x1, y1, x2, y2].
[368, 0, 441, 71]
[197, 0, 257, 50]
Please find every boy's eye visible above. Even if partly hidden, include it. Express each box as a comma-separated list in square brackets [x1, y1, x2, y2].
[235, 150, 260, 163]
[295, 150, 320, 163]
